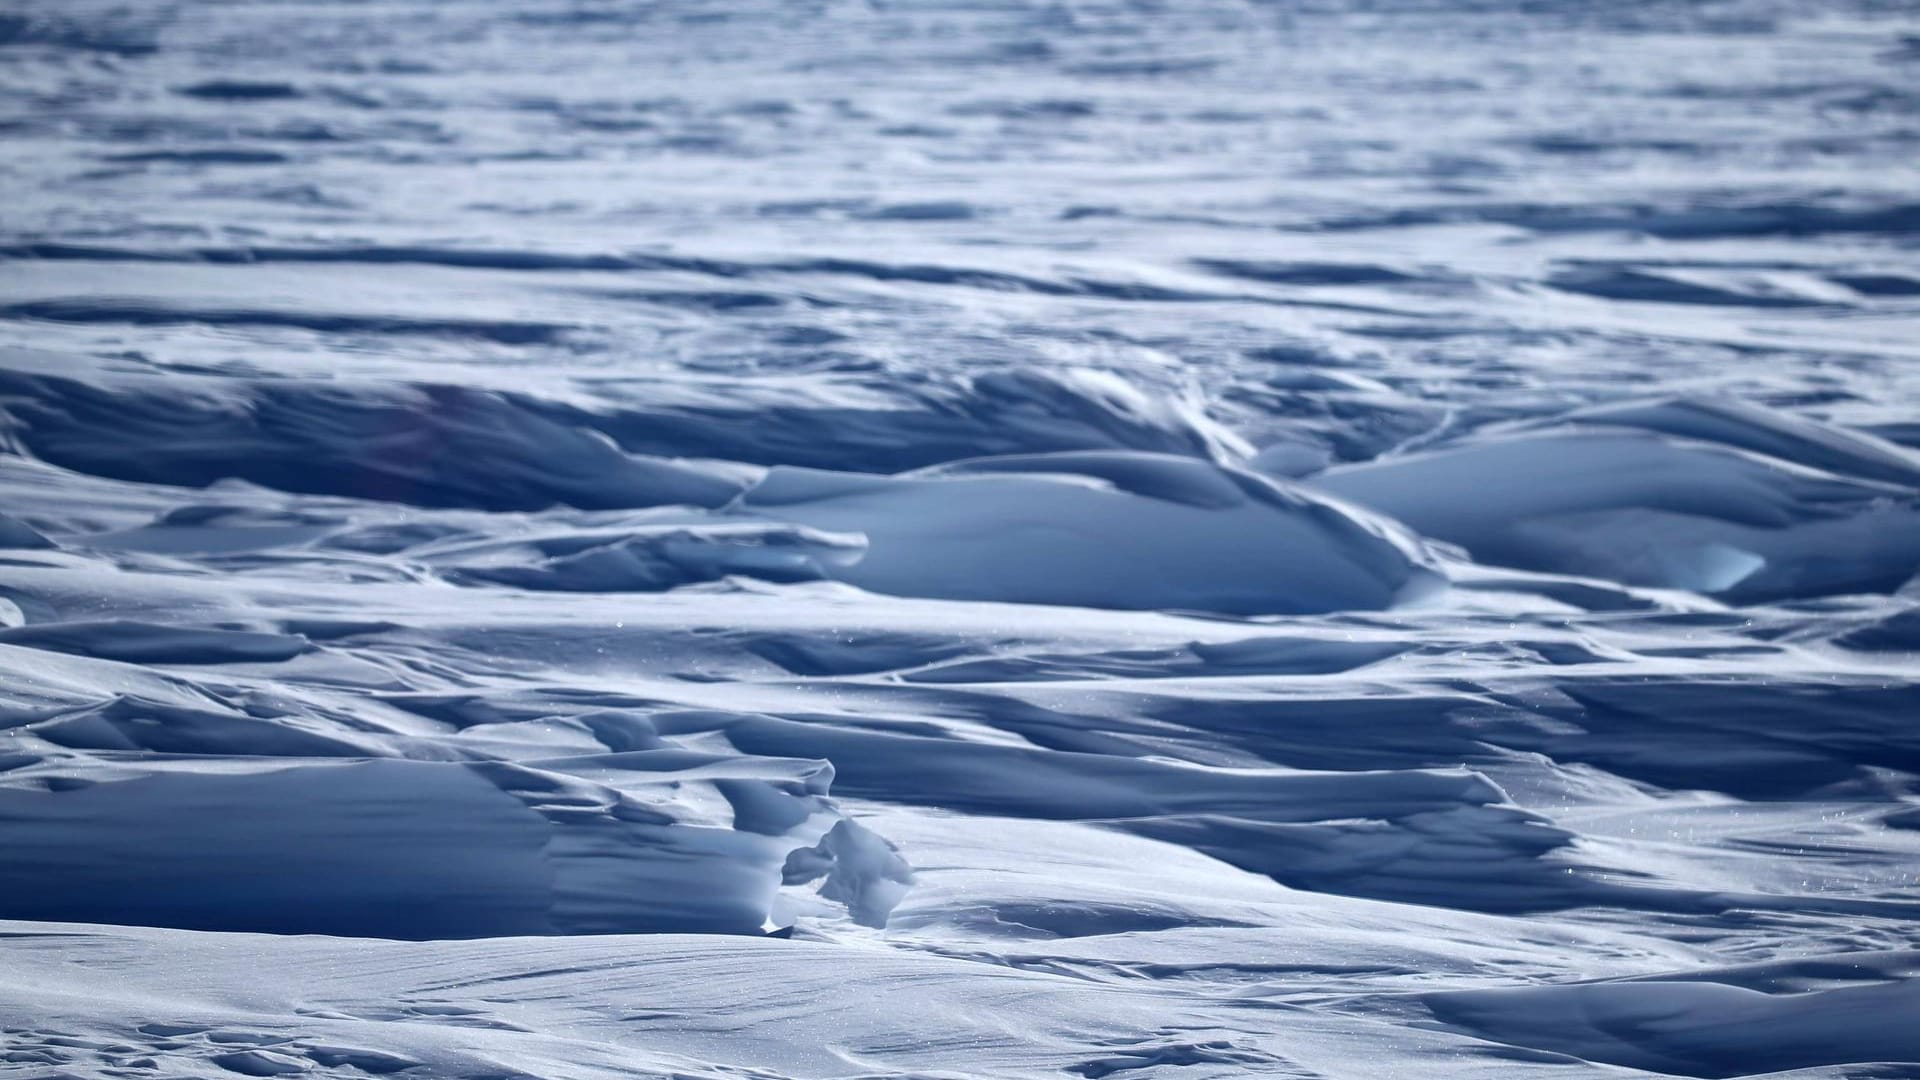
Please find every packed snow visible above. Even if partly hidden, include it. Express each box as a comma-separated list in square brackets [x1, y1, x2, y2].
[2, 0, 1918, 1077]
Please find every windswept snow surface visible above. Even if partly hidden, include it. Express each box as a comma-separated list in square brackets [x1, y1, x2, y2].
[3, 1, 1920, 1077]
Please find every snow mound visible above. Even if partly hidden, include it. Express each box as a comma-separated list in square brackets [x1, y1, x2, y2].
[1316, 428, 1920, 601]
[737, 451, 1442, 614]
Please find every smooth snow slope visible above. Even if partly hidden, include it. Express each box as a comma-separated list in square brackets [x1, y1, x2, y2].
[2, 0, 1919, 1077]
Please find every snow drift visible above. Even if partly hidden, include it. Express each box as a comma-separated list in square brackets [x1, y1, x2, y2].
[1314, 401, 1920, 601]
[736, 451, 1442, 614]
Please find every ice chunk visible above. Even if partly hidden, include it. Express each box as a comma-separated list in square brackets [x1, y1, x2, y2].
[782, 819, 915, 928]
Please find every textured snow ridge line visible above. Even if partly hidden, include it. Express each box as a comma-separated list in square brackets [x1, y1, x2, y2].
[714, 713, 1583, 913]
[0, 357, 745, 514]
[1110, 673, 1920, 802]
[429, 521, 870, 592]
[0, 707, 911, 937]
[1520, 396, 1920, 490]
[521, 366, 1248, 473]
[735, 451, 1442, 614]
[23, 489, 873, 595]
[0, 619, 314, 665]
[0, 348, 1241, 501]
[0, 240, 1397, 313]
[1320, 196, 1920, 240]
[1422, 951, 1920, 1078]
[0, 297, 573, 345]
[0, 9, 163, 55]
[1314, 397, 1920, 601]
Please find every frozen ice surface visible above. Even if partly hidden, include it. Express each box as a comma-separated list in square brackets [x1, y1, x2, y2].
[2, 0, 1919, 1077]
